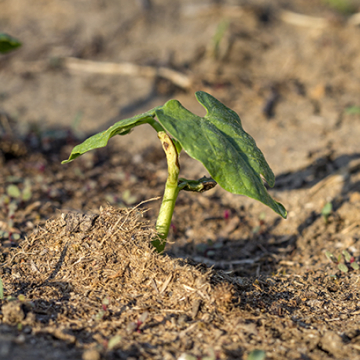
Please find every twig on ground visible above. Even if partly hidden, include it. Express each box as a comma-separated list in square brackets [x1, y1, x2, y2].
[63, 57, 193, 90]
[279, 10, 328, 29]
[280, 9, 360, 28]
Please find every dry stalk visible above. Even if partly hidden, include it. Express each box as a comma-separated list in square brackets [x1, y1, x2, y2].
[280, 10, 328, 29]
[63, 57, 193, 90]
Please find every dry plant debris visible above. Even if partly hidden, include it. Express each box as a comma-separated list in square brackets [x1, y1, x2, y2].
[1, 206, 360, 359]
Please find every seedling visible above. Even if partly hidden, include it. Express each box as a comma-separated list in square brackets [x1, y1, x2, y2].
[345, 105, 360, 115]
[0, 277, 3, 300]
[248, 349, 266, 360]
[321, 201, 332, 223]
[126, 312, 149, 334]
[0, 33, 21, 53]
[62, 91, 286, 252]
[325, 250, 359, 273]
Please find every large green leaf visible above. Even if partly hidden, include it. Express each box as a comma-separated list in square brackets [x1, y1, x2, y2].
[0, 33, 21, 53]
[155, 91, 286, 218]
[62, 108, 159, 163]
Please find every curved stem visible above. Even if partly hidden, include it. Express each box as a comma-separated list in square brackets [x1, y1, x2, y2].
[152, 131, 180, 253]
[147, 117, 166, 133]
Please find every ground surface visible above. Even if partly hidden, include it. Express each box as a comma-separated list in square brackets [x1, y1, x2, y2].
[2, 1, 360, 359]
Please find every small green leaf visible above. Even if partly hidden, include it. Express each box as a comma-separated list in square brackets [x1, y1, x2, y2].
[156, 91, 286, 218]
[211, 20, 230, 59]
[102, 296, 110, 306]
[323, 0, 356, 15]
[248, 349, 266, 360]
[338, 263, 349, 273]
[342, 250, 351, 262]
[0, 277, 3, 300]
[0, 195, 10, 206]
[108, 335, 122, 351]
[321, 202, 332, 222]
[351, 262, 359, 270]
[11, 233, 20, 241]
[0, 33, 21, 53]
[0, 230, 8, 239]
[345, 106, 360, 115]
[6, 184, 21, 198]
[22, 179, 33, 201]
[178, 177, 217, 192]
[22, 187, 32, 202]
[122, 189, 138, 205]
[62, 108, 160, 163]
[8, 201, 18, 214]
[325, 251, 338, 263]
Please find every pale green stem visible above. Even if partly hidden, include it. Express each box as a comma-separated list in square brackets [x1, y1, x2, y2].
[152, 131, 180, 253]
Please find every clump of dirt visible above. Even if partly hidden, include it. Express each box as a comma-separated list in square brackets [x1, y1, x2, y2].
[2, 206, 360, 360]
[0, 206, 238, 358]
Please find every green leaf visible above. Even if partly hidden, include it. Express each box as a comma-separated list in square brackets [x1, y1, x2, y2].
[345, 106, 360, 115]
[11, 233, 20, 241]
[107, 335, 122, 351]
[323, 0, 356, 15]
[342, 250, 351, 262]
[248, 349, 266, 360]
[6, 184, 21, 198]
[0, 33, 21, 54]
[155, 91, 286, 218]
[325, 250, 337, 263]
[62, 108, 160, 163]
[351, 262, 359, 270]
[0, 277, 3, 300]
[22, 179, 33, 201]
[22, 187, 32, 202]
[338, 263, 348, 273]
[321, 202, 332, 222]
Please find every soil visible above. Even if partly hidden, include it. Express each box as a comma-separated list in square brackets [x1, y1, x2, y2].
[2, 1, 360, 359]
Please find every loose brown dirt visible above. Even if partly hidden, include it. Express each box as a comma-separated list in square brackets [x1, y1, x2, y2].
[2, 1, 360, 359]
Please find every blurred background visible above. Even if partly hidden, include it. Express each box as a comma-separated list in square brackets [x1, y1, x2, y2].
[1, 0, 360, 237]
[1, 0, 360, 172]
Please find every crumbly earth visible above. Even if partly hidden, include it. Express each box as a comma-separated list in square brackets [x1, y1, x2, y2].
[2, 1, 360, 359]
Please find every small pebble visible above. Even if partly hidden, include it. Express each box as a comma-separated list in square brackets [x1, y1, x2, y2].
[14, 334, 26, 344]
[82, 349, 100, 360]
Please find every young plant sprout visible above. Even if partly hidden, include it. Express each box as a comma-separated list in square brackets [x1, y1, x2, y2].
[62, 91, 287, 252]
[0, 33, 22, 53]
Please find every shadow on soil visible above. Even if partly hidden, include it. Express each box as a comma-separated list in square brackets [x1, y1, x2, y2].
[274, 152, 360, 191]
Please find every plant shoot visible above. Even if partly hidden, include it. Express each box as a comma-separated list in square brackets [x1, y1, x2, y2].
[62, 91, 287, 252]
